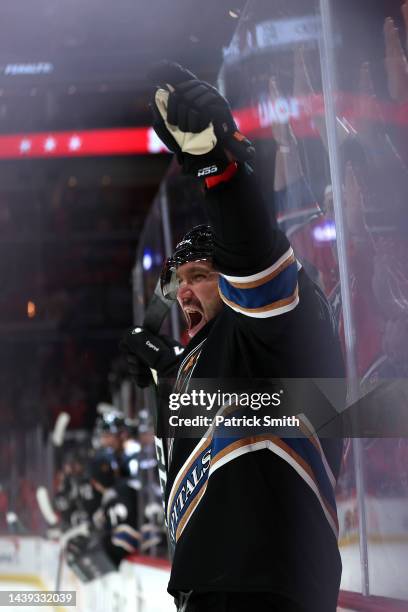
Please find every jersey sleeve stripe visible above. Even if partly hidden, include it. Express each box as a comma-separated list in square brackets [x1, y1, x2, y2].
[219, 284, 299, 318]
[218, 257, 299, 317]
[224, 252, 296, 289]
[170, 433, 339, 543]
[298, 414, 336, 488]
[221, 247, 295, 284]
[277, 205, 321, 224]
[111, 537, 138, 553]
[111, 526, 141, 552]
[209, 435, 339, 539]
[112, 524, 141, 539]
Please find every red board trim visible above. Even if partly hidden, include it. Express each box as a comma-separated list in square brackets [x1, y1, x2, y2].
[338, 590, 408, 611]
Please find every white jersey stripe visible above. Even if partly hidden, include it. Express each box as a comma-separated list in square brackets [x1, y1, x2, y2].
[221, 247, 294, 284]
[209, 439, 338, 538]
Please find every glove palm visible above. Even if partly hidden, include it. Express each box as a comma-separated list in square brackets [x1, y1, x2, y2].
[148, 61, 254, 177]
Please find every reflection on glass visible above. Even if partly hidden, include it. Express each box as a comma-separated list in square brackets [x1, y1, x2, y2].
[221, 0, 408, 600]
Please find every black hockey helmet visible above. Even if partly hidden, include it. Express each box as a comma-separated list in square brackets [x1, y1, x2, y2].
[92, 409, 126, 450]
[137, 409, 153, 434]
[94, 410, 125, 435]
[89, 450, 117, 489]
[160, 224, 214, 298]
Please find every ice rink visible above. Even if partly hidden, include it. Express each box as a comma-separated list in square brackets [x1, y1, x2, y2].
[341, 540, 408, 600]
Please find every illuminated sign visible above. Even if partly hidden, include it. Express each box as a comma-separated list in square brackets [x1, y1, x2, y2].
[256, 16, 322, 48]
[224, 15, 323, 61]
[0, 127, 150, 159]
[258, 96, 300, 127]
[3, 62, 54, 76]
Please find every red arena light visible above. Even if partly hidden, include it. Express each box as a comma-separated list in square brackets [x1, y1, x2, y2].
[0, 94, 406, 159]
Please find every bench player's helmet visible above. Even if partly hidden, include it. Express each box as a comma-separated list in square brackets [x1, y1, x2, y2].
[160, 224, 214, 298]
[89, 450, 117, 489]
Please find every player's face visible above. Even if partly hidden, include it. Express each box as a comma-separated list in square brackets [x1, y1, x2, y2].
[100, 432, 121, 451]
[72, 460, 84, 476]
[176, 261, 223, 338]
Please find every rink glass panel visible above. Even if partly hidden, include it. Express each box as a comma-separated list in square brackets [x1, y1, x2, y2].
[134, 0, 408, 598]
[219, 0, 408, 600]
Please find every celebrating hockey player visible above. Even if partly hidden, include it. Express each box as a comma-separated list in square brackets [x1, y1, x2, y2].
[121, 62, 344, 612]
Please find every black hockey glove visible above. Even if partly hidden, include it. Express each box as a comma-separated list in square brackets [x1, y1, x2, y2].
[66, 534, 90, 557]
[120, 327, 183, 388]
[147, 60, 255, 178]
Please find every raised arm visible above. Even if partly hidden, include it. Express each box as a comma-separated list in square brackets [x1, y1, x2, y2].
[148, 61, 299, 320]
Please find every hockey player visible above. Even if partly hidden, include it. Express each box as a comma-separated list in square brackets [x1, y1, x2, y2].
[54, 450, 101, 528]
[122, 62, 344, 612]
[93, 409, 144, 479]
[89, 451, 141, 566]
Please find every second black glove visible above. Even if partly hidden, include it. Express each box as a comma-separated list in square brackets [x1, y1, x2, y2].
[120, 327, 183, 388]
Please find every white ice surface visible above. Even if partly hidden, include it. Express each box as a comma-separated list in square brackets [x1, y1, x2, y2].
[341, 541, 408, 600]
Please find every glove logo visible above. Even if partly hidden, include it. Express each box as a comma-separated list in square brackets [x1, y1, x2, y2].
[197, 165, 218, 177]
[146, 340, 159, 352]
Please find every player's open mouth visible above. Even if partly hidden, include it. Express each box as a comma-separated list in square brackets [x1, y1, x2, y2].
[184, 308, 204, 336]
